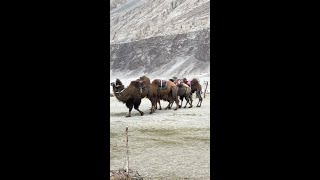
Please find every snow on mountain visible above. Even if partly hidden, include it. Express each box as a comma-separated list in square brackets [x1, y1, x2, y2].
[109, 0, 211, 94]
[110, 0, 209, 43]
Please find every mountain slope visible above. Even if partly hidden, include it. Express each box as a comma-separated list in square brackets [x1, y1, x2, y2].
[110, 0, 210, 93]
[110, 0, 210, 44]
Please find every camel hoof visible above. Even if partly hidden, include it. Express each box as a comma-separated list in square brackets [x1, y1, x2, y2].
[189, 106, 193, 108]
[184, 106, 187, 108]
[174, 108, 178, 111]
[126, 115, 131, 117]
[141, 112, 144, 116]
[159, 108, 162, 110]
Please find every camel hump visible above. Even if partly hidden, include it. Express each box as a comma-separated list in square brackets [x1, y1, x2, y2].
[181, 82, 189, 88]
[155, 79, 167, 90]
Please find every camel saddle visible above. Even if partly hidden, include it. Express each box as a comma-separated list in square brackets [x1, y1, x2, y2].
[183, 79, 192, 87]
[157, 79, 167, 90]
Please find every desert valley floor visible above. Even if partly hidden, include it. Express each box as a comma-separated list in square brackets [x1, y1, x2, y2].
[110, 94, 211, 179]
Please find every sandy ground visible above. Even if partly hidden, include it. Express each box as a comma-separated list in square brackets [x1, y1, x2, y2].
[110, 94, 211, 179]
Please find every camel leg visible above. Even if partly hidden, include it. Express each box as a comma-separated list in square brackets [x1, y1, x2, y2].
[198, 95, 203, 107]
[126, 106, 133, 117]
[196, 91, 199, 106]
[149, 98, 156, 114]
[196, 91, 203, 107]
[158, 100, 162, 110]
[186, 93, 193, 108]
[188, 97, 193, 108]
[184, 97, 189, 108]
[179, 96, 183, 108]
[174, 98, 179, 110]
[168, 101, 173, 109]
[165, 101, 171, 109]
[134, 107, 144, 116]
[149, 98, 153, 111]
[189, 95, 193, 108]
[153, 99, 158, 112]
[134, 100, 144, 116]
[152, 100, 157, 114]
[170, 99, 175, 109]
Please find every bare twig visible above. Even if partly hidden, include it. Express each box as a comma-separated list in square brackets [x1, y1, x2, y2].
[204, 81, 209, 98]
[126, 127, 129, 180]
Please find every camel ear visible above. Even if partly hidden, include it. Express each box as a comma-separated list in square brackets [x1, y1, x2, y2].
[116, 79, 122, 85]
[110, 82, 114, 86]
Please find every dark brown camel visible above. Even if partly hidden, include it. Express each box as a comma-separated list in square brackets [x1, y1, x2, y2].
[110, 78, 148, 117]
[169, 79, 193, 108]
[183, 78, 203, 107]
[148, 79, 180, 113]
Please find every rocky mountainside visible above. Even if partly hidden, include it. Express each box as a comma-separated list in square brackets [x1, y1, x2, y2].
[111, 28, 209, 77]
[110, 0, 210, 92]
[110, 0, 210, 43]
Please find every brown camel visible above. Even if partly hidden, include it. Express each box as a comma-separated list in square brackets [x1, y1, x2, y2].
[183, 78, 203, 107]
[148, 79, 180, 113]
[110, 78, 148, 117]
[169, 79, 193, 108]
[138, 75, 162, 111]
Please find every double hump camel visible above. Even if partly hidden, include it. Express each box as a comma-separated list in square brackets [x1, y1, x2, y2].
[111, 78, 148, 117]
[148, 79, 180, 113]
[183, 78, 203, 107]
[111, 75, 202, 117]
[169, 79, 193, 108]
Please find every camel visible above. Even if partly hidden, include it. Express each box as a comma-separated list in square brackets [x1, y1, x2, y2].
[138, 75, 162, 111]
[110, 78, 148, 117]
[183, 78, 203, 107]
[169, 79, 193, 108]
[148, 79, 180, 113]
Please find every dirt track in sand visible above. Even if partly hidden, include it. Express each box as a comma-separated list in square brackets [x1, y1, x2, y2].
[110, 95, 211, 179]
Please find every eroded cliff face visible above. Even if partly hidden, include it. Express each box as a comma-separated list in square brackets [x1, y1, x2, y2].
[111, 28, 209, 77]
[110, 0, 210, 44]
[110, 0, 210, 83]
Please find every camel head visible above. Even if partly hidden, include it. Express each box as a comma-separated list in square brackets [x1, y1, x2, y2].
[111, 78, 125, 94]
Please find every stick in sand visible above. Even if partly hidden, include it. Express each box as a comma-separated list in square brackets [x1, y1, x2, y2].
[126, 126, 129, 179]
[204, 81, 209, 98]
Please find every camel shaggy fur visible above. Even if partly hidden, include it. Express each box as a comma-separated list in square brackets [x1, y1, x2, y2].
[148, 79, 180, 113]
[169, 79, 193, 108]
[183, 78, 203, 107]
[111, 78, 147, 117]
[138, 75, 162, 111]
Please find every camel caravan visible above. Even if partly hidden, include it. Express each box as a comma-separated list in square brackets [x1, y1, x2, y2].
[110, 75, 204, 117]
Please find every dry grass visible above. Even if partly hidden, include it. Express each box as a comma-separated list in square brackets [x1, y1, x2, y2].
[110, 168, 143, 180]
